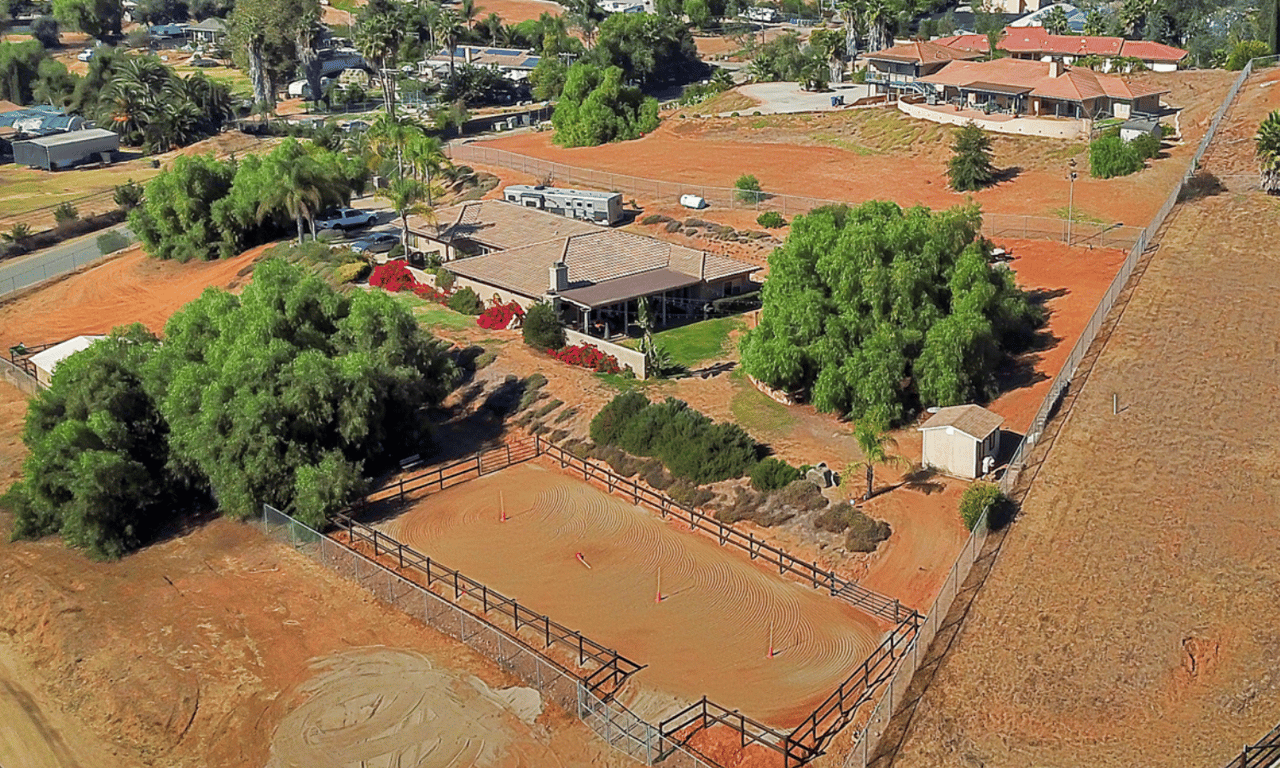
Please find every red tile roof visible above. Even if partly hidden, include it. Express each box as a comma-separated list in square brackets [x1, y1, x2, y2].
[865, 39, 984, 64]
[918, 59, 1168, 103]
[932, 34, 991, 53]
[1116, 39, 1189, 63]
[1001, 26, 1124, 56]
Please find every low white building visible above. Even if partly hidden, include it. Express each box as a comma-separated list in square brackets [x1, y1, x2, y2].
[503, 184, 624, 225]
[919, 404, 1004, 480]
[29, 335, 104, 388]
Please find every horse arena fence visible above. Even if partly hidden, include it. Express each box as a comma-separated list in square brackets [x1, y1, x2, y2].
[444, 143, 1145, 252]
[264, 433, 928, 766]
[1222, 720, 1280, 768]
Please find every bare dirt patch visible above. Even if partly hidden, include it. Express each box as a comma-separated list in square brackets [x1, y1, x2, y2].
[0, 243, 263, 349]
[884, 72, 1280, 768]
[381, 461, 887, 728]
[477, 0, 563, 23]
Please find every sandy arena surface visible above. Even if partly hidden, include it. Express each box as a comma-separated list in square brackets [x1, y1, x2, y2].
[0, 244, 263, 349]
[383, 461, 887, 728]
[880, 69, 1280, 768]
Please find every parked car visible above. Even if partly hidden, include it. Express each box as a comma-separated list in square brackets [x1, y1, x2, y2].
[313, 207, 377, 231]
[350, 232, 400, 255]
[77, 48, 95, 62]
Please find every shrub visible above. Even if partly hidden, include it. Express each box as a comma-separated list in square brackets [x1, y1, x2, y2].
[554, 406, 578, 424]
[668, 480, 715, 508]
[756, 210, 786, 229]
[750, 457, 801, 491]
[1226, 40, 1270, 70]
[53, 202, 79, 227]
[535, 399, 564, 418]
[434, 268, 456, 291]
[640, 213, 667, 225]
[474, 348, 498, 369]
[959, 481, 1004, 531]
[664, 220, 681, 232]
[477, 301, 525, 330]
[734, 174, 763, 203]
[447, 286, 484, 315]
[113, 180, 145, 211]
[369, 261, 417, 292]
[948, 122, 996, 192]
[815, 502, 891, 552]
[333, 261, 371, 284]
[547, 343, 623, 374]
[3, 223, 33, 243]
[96, 230, 132, 255]
[1090, 134, 1145, 178]
[588, 393, 760, 485]
[1130, 132, 1161, 160]
[387, 244, 405, 261]
[523, 302, 565, 349]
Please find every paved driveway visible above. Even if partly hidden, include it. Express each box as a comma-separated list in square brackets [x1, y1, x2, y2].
[730, 81, 875, 115]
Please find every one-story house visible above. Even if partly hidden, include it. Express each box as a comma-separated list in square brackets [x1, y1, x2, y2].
[1008, 3, 1086, 33]
[915, 58, 1167, 119]
[406, 199, 601, 261]
[28, 335, 103, 388]
[864, 40, 984, 96]
[186, 17, 228, 45]
[919, 404, 1004, 479]
[423, 46, 540, 79]
[933, 27, 1188, 72]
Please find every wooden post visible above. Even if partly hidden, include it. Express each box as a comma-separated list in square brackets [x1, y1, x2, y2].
[398, 542, 404, 569]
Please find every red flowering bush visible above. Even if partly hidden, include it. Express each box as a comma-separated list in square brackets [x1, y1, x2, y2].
[369, 262, 415, 292]
[547, 343, 623, 374]
[477, 302, 525, 331]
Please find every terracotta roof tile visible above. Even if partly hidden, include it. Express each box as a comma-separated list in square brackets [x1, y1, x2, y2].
[918, 59, 1167, 103]
[866, 40, 984, 64]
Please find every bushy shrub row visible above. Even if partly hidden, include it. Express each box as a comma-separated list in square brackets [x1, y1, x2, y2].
[749, 457, 801, 491]
[547, 343, 623, 374]
[369, 262, 460, 305]
[958, 482, 1012, 531]
[589, 391, 760, 485]
[1089, 133, 1158, 179]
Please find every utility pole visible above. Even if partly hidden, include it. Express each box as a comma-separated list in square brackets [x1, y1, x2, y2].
[1067, 158, 1078, 247]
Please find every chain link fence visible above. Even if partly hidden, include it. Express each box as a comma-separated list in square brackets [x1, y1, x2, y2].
[261, 503, 717, 768]
[0, 227, 133, 298]
[446, 144, 1145, 250]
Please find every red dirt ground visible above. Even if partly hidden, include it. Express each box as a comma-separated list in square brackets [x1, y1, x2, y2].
[477, 0, 563, 23]
[0, 244, 263, 349]
[473, 70, 1235, 228]
[885, 67, 1280, 768]
[987, 238, 1128, 434]
[383, 461, 887, 728]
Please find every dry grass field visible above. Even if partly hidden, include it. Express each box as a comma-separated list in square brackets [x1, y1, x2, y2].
[877, 68, 1280, 768]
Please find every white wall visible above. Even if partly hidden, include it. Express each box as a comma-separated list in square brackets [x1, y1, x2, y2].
[562, 328, 648, 379]
[898, 99, 1086, 139]
[452, 276, 536, 310]
[921, 429, 980, 479]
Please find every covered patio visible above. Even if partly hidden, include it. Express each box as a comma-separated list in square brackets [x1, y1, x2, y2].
[557, 269, 709, 340]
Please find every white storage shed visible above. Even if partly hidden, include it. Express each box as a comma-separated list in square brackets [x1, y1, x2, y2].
[919, 404, 1004, 479]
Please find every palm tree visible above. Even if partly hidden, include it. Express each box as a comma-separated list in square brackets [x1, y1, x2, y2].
[837, 0, 863, 62]
[436, 10, 464, 80]
[257, 144, 342, 244]
[368, 112, 420, 180]
[356, 6, 404, 115]
[1258, 110, 1280, 195]
[459, 0, 478, 29]
[845, 420, 911, 501]
[377, 176, 438, 249]
[405, 133, 450, 204]
[863, 0, 892, 54]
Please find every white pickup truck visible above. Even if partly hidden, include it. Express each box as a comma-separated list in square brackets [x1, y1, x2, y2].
[314, 207, 377, 231]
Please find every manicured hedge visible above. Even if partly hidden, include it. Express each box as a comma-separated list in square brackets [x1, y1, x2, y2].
[589, 391, 760, 485]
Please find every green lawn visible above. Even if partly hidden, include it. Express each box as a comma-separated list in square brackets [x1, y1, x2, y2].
[640, 316, 747, 370]
[728, 369, 797, 437]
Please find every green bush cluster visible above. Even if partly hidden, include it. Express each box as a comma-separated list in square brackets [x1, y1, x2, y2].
[1089, 134, 1147, 178]
[522, 302, 565, 350]
[447, 286, 485, 315]
[333, 260, 371, 284]
[958, 481, 1006, 531]
[589, 391, 760, 485]
[749, 457, 801, 491]
[96, 230, 132, 256]
[756, 210, 786, 229]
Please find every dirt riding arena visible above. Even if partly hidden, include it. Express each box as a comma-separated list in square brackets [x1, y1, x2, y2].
[383, 461, 887, 728]
[882, 69, 1280, 768]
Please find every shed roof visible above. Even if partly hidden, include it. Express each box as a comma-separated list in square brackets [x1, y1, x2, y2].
[29, 335, 104, 375]
[919, 404, 1004, 440]
[187, 17, 228, 32]
[15, 128, 118, 147]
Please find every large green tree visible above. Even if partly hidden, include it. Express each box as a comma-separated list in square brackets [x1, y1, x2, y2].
[0, 40, 46, 104]
[7, 326, 177, 559]
[551, 62, 659, 147]
[588, 12, 701, 88]
[152, 259, 458, 524]
[130, 153, 238, 262]
[948, 122, 996, 192]
[52, 0, 123, 38]
[739, 201, 1041, 424]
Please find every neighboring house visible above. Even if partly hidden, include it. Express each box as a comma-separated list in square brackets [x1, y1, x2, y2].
[983, 0, 1045, 12]
[1008, 3, 1087, 33]
[447, 228, 760, 336]
[317, 47, 368, 78]
[186, 17, 228, 45]
[29, 336, 104, 388]
[915, 58, 1167, 119]
[864, 40, 984, 96]
[406, 199, 601, 261]
[424, 46, 541, 79]
[13, 128, 119, 170]
[601, 0, 645, 12]
[993, 26, 1188, 72]
[502, 185, 624, 225]
[919, 404, 1004, 480]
